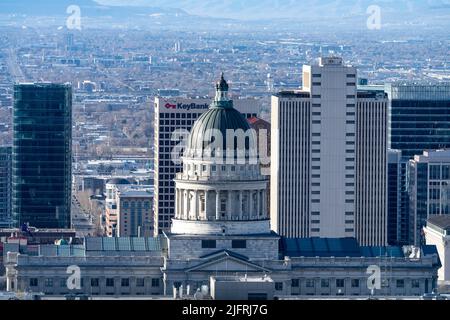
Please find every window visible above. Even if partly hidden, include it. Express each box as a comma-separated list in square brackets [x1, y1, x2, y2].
[232, 240, 246, 249]
[91, 278, 99, 287]
[321, 279, 330, 288]
[152, 279, 160, 287]
[412, 280, 420, 288]
[275, 282, 283, 291]
[396, 279, 405, 288]
[136, 278, 145, 287]
[30, 278, 38, 287]
[351, 279, 360, 288]
[336, 279, 345, 288]
[106, 278, 115, 287]
[202, 240, 216, 248]
[212, 165, 216, 172]
[45, 278, 53, 287]
[306, 279, 315, 288]
[220, 199, 227, 212]
[121, 278, 130, 287]
[291, 279, 299, 287]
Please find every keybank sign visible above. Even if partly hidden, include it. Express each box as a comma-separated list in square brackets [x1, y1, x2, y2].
[165, 102, 209, 111]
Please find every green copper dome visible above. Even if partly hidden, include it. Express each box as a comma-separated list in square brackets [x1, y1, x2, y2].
[185, 74, 254, 160]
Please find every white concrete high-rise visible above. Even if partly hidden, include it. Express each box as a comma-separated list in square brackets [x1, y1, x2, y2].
[271, 57, 388, 245]
[355, 90, 388, 246]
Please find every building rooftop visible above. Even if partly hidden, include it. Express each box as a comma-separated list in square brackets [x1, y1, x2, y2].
[414, 149, 450, 162]
[106, 178, 132, 185]
[280, 237, 421, 258]
[427, 215, 450, 235]
[273, 90, 310, 99]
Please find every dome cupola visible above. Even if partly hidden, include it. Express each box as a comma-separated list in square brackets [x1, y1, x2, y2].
[185, 73, 255, 161]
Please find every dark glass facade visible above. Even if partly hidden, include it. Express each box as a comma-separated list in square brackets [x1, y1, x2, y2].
[408, 162, 428, 245]
[388, 85, 450, 245]
[387, 151, 410, 246]
[13, 83, 72, 228]
[0, 146, 12, 227]
[391, 100, 450, 158]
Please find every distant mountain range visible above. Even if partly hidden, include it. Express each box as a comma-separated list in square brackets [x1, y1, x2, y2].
[1, 0, 450, 27]
[94, 0, 450, 22]
[0, 0, 188, 18]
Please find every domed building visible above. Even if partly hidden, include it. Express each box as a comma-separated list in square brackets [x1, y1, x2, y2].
[162, 74, 280, 294]
[171, 73, 270, 236]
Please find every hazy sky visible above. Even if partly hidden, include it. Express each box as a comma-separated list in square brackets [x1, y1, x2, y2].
[92, 0, 450, 21]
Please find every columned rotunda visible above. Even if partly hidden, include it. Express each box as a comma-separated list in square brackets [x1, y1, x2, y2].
[171, 74, 270, 236]
[162, 75, 280, 295]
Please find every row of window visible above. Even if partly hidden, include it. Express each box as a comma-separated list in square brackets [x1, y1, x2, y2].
[290, 278, 419, 289]
[158, 113, 256, 119]
[30, 278, 160, 288]
[201, 239, 246, 249]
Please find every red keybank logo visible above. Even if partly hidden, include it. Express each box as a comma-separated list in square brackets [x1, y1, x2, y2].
[165, 103, 176, 109]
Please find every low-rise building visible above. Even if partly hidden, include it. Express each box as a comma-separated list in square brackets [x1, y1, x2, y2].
[424, 215, 450, 287]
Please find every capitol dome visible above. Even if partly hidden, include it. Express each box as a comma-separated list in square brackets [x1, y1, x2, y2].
[185, 73, 255, 161]
[172, 74, 270, 236]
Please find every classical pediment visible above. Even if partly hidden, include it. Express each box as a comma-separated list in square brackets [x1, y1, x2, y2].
[186, 250, 271, 273]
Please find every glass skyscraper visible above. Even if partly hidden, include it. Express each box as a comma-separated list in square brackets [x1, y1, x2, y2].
[388, 84, 450, 245]
[12, 83, 72, 229]
[389, 84, 450, 158]
[0, 146, 12, 228]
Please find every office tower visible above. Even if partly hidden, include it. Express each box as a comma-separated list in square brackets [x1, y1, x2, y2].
[387, 149, 410, 245]
[388, 84, 450, 159]
[116, 185, 153, 237]
[355, 90, 388, 246]
[105, 178, 132, 237]
[0, 146, 12, 228]
[409, 149, 450, 245]
[271, 57, 388, 245]
[13, 83, 72, 229]
[154, 96, 259, 235]
[248, 117, 271, 212]
[385, 84, 450, 245]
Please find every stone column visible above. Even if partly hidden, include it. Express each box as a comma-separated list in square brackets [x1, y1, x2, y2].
[262, 190, 267, 218]
[256, 190, 261, 217]
[238, 190, 243, 220]
[216, 190, 220, 220]
[175, 189, 179, 219]
[249, 190, 254, 218]
[183, 190, 188, 220]
[204, 190, 208, 220]
[227, 191, 233, 220]
[193, 190, 198, 220]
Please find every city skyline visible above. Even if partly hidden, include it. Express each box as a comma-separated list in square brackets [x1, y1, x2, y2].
[0, 0, 450, 304]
